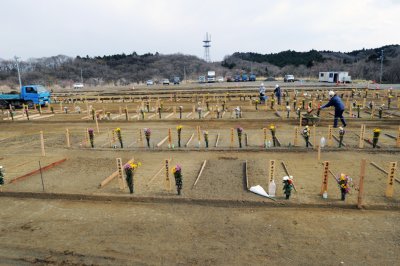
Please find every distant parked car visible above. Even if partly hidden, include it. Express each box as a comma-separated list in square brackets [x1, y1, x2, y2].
[234, 75, 241, 82]
[284, 75, 295, 82]
[217, 76, 224, 82]
[249, 74, 256, 81]
[146, 80, 154, 86]
[162, 79, 170, 85]
[73, 83, 84, 89]
[226, 76, 234, 82]
[199, 76, 206, 83]
[173, 77, 180, 85]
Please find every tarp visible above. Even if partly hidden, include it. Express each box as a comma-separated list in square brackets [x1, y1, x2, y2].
[249, 185, 275, 201]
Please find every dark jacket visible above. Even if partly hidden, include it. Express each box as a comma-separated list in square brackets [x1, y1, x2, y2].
[321, 95, 344, 111]
[274, 86, 281, 96]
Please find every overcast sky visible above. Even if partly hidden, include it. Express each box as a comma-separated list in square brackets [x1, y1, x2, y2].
[2, 0, 399, 61]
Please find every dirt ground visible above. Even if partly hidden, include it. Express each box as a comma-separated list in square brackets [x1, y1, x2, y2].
[0, 87, 399, 265]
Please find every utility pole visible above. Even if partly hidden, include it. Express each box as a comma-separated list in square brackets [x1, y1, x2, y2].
[379, 50, 384, 84]
[183, 66, 186, 84]
[80, 68, 83, 84]
[14, 56, 22, 89]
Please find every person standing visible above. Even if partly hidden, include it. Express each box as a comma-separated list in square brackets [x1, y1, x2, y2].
[319, 91, 347, 128]
[274, 84, 281, 105]
[259, 83, 266, 103]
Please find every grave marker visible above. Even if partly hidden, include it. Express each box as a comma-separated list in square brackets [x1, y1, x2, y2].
[320, 161, 329, 195]
[269, 160, 275, 184]
[385, 162, 397, 197]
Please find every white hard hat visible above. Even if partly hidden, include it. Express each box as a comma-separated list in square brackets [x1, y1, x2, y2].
[275, 84, 279, 88]
[261, 83, 264, 86]
[283, 176, 289, 181]
[328, 91, 335, 97]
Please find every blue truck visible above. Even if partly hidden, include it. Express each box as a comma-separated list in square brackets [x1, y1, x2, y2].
[0, 85, 51, 108]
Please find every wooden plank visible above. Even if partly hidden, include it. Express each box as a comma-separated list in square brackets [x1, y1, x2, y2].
[192, 160, 207, 188]
[215, 133, 220, 147]
[371, 161, 400, 183]
[156, 135, 169, 147]
[185, 133, 195, 147]
[165, 112, 174, 119]
[244, 160, 249, 190]
[99, 158, 134, 188]
[9, 158, 67, 184]
[281, 161, 291, 176]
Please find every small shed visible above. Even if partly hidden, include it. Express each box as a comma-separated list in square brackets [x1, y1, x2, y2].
[319, 72, 351, 83]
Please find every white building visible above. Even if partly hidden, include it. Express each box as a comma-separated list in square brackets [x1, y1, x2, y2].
[319, 72, 351, 83]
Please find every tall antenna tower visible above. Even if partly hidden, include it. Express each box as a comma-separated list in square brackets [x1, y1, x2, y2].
[203, 32, 211, 63]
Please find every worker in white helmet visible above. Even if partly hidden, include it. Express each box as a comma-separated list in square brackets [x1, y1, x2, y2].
[319, 90, 346, 128]
[274, 84, 281, 105]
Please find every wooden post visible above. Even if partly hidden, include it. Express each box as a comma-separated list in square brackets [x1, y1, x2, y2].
[173, 106, 176, 114]
[230, 128, 234, 148]
[116, 158, 126, 190]
[95, 113, 100, 133]
[359, 124, 365, 148]
[312, 125, 316, 150]
[197, 126, 201, 146]
[328, 125, 333, 147]
[119, 106, 122, 115]
[397, 126, 400, 148]
[139, 129, 143, 147]
[385, 162, 397, 197]
[317, 145, 321, 161]
[293, 126, 299, 146]
[165, 159, 171, 191]
[65, 128, 70, 148]
[349, 104, 353, 117]
[60, 102, 63, 111]
[40, 131, 45, 156]
[269, 160, 275, 184]
[357, 159, 366, 209]
[320, 161, 329, 195]
[263, 128, 267, 147]
[299, 114, 302, 127]
[168, 128, 172, 147]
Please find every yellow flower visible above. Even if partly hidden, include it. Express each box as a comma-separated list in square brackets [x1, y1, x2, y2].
[176, 125, 183, 130]
[172, 167, 176, 174]
[115, 128, 121, 132]
[373, 128, 381, 133]
[269, 124, 275, 130]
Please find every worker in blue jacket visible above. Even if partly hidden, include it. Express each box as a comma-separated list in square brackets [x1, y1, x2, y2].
[274, 84, 281, 105]
[320, 91, 347, 128]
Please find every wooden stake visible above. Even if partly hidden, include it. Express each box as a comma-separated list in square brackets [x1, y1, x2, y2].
[263, 128, 267, 147]
[328, 125, 333, 147]
[65, 128, 70, 148]
[116, 158, 126, 190]
[168, 128, 172, 147]
[317, 145, 321, 161]
[193, 160, 207, 188]
[299, 114, 302, 127]
[40, 131, 45, 156]
[139, 129, 143, 147]
[95, 113, 100, 133]
[320, 161, 329, 195]
[165, 159, 171, 191]
[385, 162, 397, 197]
[359, 124, 365, 148]
[357, 159, 366, 209]
[230, 128, 234, 148]
[293, 126, 299, 146]
[312, 125, 316, 150]
[269, 160, 276, 184]
[397, 126, 400, 148]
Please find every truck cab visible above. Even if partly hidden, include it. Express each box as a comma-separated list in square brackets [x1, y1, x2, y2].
[21, 85, 51, 107]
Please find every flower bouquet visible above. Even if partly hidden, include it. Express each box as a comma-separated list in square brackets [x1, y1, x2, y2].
[372, 128, 381, 148]
[144, 128, 151, 148]
[124, 162, 141, 194]
[176, 125, 183, 147]
[88, 128, 94, 148]
[0, 166, 4, 186]
[236, 127, 243, 148]
[115, 128, 123, 148]
[270, 97, 275, 109]
[172, 164, 183, 195]
[254, 99, 260, 110]
[282, 176, 295, 200]
[336, 173, 350, 201]
[203, 131, 209, 148]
